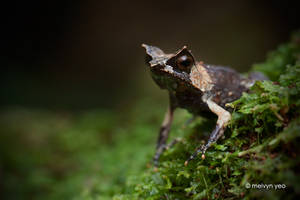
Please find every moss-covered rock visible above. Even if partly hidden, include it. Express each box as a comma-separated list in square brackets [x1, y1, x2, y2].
[114, 33, 300, 200]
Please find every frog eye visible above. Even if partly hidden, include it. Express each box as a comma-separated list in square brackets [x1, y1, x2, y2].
[176, 54, 194, 72]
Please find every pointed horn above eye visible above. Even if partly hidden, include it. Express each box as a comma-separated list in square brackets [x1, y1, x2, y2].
[175, 46, 192, 56]
[173, 46, 195, 63]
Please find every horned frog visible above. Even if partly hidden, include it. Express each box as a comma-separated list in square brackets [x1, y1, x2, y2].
[142, 44, 267, 166]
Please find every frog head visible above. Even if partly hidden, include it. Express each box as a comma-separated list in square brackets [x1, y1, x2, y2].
[142, 44, 196, 91]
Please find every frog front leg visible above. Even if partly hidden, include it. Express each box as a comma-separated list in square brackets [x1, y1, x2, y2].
[153, 99, 176, 166]
[185, 98, 231, 165]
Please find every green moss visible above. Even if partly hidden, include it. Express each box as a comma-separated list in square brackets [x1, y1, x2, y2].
[114, 33, 300, 199]
[0, 107, 163, 200]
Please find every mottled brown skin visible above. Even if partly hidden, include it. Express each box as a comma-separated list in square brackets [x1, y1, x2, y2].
[142, 44, 265, 166]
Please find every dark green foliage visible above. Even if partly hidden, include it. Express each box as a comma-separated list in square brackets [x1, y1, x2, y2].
[1, 33, 300, 200]
[0, 107, 162, 200]
[115, 33, 300, 199]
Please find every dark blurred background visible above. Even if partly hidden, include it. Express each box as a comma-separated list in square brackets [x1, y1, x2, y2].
[1, 0, 299, 110]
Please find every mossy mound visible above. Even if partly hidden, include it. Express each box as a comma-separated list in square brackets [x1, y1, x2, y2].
[114, 33, 300, 200]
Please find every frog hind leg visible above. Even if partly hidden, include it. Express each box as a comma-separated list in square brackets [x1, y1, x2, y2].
[185, 98, 231, 165]
[153, 102, 176, 166]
